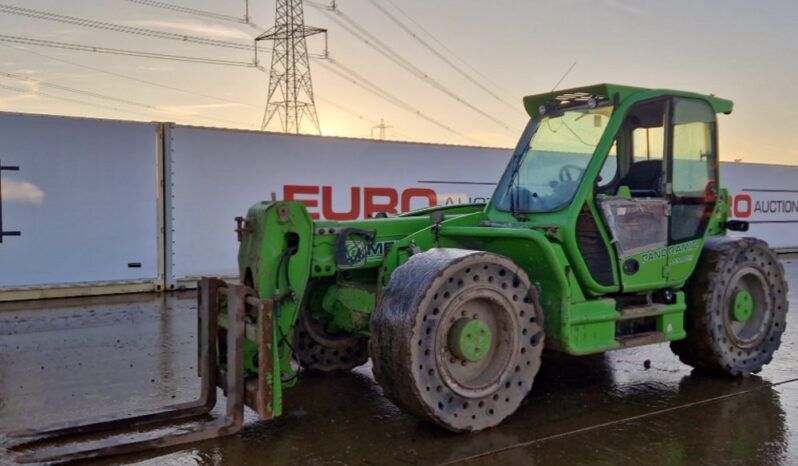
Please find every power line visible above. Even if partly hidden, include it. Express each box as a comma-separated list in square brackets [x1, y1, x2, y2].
[308, 2, 510, 131]
[0, 54, 476, 143]
[384, 0, 515, 98]
[304, 0, 330, 9]
[367, 0, 518, 112]
[311, 13, 433, 106]
[0, 70, 153, 109]
[0, 4, 488, 141]
[125, 0, 250, 24]
[0, 34, 259, 68]
[0, 3, 255, 51]
[320, 4, 510, 131]
[0, 82, 160, 119]
[315, 60, 407, 113]
[1, 44, 262, 109]
[0, 70, 258, 128]
[2, 44, 385, 136]
[315, 58, 483, 144]
[315, 94, 378, 125]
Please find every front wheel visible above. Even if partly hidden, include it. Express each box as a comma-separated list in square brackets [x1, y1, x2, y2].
[294, 280, 369, 372]
[671, 237, 788, 375]
[370, 249, 544, 432]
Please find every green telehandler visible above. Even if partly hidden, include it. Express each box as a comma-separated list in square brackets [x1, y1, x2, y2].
[11, 84, 789, 463]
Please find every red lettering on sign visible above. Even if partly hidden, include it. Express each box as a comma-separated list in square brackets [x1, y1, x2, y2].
[733, 194, 752, 218]
[283, 185, 445, 220]
[284, 185, 320, 220]
[364, 187, 398, 218]
[401, 188, 437, 212]
[322, 186, 360, 221]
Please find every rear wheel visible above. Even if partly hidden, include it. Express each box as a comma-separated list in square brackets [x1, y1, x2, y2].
[671, 237, 788, 375]
[294, 280, 368, 372]
[370, 249, 544, 432]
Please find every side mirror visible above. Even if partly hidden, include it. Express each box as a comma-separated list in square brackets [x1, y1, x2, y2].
[725, 220, 749, 232]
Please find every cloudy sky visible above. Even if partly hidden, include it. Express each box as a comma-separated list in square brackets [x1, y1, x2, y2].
[0, 0, 795, 164]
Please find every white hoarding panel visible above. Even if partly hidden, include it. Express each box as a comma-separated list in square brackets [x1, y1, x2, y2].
[2, 111, 796, 295]
[166, 127, 509, 282]
[0, 112, 798, 291]
[722, 162, 798, 249]
[167, 125, 798, 283]
[0, 113, 160, 289]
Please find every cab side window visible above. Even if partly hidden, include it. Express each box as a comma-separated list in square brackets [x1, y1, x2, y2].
[633, 126, 664, 162]
[670, 98, 717, 242]
[620, 99, 667, 197]
[597, 99, 670, 258]
[597, 140, 618, 189]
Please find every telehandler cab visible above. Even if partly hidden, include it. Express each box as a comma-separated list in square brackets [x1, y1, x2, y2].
[11, 84, 788, 463]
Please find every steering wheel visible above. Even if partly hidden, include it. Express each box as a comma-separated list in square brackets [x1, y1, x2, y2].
[558, 164, 585, 183]
[507, 186, 544, 212]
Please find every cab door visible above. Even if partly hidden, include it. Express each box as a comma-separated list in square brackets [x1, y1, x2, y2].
[598, 98, 671, 292]
[665, 98, 718, 284]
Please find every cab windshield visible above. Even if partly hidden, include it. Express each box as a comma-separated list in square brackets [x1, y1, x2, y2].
[494, 103, 614, 213]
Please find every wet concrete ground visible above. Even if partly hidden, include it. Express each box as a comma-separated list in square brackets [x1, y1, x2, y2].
[1, 261, 797, 465]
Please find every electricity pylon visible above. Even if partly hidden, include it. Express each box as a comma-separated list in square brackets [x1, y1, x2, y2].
[371, 119, 392, 140]
[256, 0, 326, 134]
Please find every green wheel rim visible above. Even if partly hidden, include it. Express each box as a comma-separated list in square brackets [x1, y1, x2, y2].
[732, 289, 754, 323]
[724, 267, 772, 348]
[448, 318, 492, 362]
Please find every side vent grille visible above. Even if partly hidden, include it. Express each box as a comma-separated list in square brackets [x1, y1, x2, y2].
[576, 203, 615, 287]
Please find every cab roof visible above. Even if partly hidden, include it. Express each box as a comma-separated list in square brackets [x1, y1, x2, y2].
[522, 84, 734, 118]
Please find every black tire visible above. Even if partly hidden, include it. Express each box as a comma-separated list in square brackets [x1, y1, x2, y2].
[671, 237, 788, 376]
[370, 248, 544, 432]
[294, 280, 369, 372]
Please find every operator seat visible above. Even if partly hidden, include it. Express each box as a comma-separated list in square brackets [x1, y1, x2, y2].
[619, 160, 662, 197]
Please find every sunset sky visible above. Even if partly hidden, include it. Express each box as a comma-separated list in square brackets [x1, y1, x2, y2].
[0, 0, 795, 164]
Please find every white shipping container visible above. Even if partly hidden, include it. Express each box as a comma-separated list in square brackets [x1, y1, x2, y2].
[722, 163, 798, 250]
[164, 125, 506, 285]
[1, 111, 796, 295]
[165, 125, 798, 284]
[0, 113, 160, 291]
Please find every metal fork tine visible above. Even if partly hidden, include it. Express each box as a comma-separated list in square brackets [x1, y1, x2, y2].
[8, 279, 223, 441]
[7, 402, 213, 439]
[14, 416, 242, 464]
[9, 278, 253, 464]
